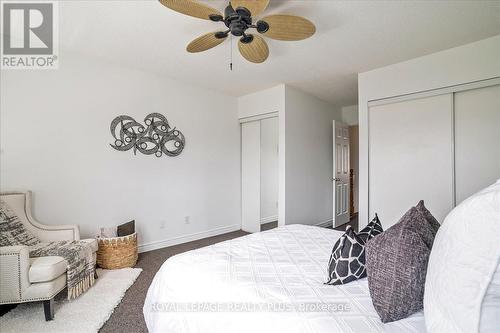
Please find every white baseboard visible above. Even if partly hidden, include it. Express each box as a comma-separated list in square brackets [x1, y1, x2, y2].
[138, 224, 241, 253]
[260, 215, 278, 224]
[315, 219, 333, 228]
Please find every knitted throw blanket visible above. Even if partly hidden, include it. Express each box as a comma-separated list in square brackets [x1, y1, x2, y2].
[30, 241, 96, 300]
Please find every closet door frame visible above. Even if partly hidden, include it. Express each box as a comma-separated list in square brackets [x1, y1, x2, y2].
[239, 111, 279, 124]
[366, 76, 500, 219]
[240, 112, 279, 233]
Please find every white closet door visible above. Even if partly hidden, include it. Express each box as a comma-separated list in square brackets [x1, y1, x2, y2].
[369, 94, 454, 227]
[455, 84, 500, 204]
[241, 121, 261, 233]
[260, 117, 279, 222]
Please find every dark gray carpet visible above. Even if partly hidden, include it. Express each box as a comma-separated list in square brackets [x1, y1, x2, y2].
[99, 230, 248, 333]
[333, 215, 359, 232]
[260, 221, 278, 231]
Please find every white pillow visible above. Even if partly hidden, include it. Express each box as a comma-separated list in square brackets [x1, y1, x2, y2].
[424, 180, 500, 332]
[480, 261, 500, 332]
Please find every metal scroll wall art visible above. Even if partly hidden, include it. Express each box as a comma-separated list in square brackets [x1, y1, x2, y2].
[110, 113, 185, 157]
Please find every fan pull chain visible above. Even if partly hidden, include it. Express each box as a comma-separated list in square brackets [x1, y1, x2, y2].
[230, 35, 233, 71]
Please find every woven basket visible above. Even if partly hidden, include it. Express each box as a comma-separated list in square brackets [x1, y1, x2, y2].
[96, 232, 138, 269]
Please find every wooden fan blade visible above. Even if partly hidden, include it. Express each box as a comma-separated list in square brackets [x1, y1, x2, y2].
[159, 0, 222, 20]
[261, 15, 316, 41]
[238, 35, 269, 63]
[187, 32, 226, 53]
[230, 0, 270, 16]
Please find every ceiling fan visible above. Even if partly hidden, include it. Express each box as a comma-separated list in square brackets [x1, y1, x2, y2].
[159, 0, 316, 64]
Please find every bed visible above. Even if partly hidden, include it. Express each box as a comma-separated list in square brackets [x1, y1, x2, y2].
[143, 224, 425, 333]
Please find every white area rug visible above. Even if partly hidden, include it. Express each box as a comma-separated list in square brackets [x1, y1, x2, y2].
[0, 268, 142, 333]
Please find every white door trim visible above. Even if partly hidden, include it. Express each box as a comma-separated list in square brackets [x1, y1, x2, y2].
[239, 112, 278, 124]
[367, 77, 500, 107]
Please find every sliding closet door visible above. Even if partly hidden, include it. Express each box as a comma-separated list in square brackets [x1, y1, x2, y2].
[455, 84, 500, 204]
[241, 121, 261, 233]
[260, 117, 279, 223]
[369, 94, 454, 227]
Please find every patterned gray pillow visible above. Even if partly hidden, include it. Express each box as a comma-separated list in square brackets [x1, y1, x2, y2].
[0, 200, 40, 247]
[365, 207, 435, 323]
[325, 225, 367, 285]
[357, 213, 384, 244]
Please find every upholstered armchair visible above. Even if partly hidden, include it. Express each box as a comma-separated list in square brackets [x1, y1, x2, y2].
[0, 191, 98, 320]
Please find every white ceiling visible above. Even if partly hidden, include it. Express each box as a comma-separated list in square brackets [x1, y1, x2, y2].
[60, 0, 500, 106]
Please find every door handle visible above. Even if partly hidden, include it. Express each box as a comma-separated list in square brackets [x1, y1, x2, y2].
[332, 178, 341, 182]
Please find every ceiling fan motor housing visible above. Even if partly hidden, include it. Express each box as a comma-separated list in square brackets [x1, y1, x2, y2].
[224, 5, 253, 37]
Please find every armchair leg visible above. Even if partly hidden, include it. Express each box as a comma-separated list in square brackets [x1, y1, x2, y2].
[43, 298, 54, 321]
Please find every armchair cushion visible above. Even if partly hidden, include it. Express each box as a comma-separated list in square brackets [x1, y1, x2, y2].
[0, 200, 40, 247]
[27, 238, 97, 283]
[29, 256, 67, 283]
[29, 240, 96, 299]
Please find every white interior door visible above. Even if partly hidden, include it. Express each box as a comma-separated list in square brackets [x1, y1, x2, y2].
[333, 120, 350, 227]
[241, 121, 261, 233]
[455, 84, 500, 204]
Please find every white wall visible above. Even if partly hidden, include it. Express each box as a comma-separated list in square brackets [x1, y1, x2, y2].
[238, 85, 285, 119]
[284, 86, 342, 226]
[341, 105, 359, 126]
[358, 35, 500, 228]
[0, 53, 241, 251]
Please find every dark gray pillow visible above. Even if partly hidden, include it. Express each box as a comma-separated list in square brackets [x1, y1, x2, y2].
[365, 207, 435, 323]
[415, 200, 440, 235]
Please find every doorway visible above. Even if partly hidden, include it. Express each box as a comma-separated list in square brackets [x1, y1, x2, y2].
[332, 120, 359, 231]
[333, 120, 350, 227]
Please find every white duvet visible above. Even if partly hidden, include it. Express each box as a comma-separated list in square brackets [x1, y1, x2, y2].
[143, 224, 425, 333]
